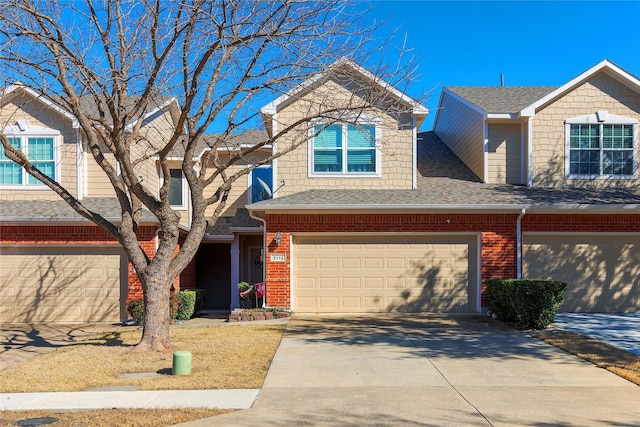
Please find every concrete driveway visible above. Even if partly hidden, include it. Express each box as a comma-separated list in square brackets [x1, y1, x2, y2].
[180, 313, 640, 427]
[1, 323, 113, 371]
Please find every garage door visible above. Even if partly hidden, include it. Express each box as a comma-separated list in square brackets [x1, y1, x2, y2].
[523, 234, 640, 313]
[0, 246, 126, 323]
[293, 235, 477, 313]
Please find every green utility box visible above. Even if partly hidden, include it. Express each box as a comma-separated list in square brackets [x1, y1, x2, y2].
[172, 350, 192, 375]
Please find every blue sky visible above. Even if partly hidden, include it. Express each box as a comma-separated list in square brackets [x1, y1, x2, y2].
[364, 1, 640, 130]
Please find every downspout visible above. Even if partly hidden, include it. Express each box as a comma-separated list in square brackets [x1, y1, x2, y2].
[516, 208, 526, 278]
[248, 209, 268, 308]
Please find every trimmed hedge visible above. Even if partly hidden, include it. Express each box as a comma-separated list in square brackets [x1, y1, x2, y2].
[176, 290, 196, 320]
[486, 279, 567, 329]
[194, 289, 207, 314]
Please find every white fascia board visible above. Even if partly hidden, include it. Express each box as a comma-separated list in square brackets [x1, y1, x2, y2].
[246, 204, 527, 213]
[245, 203, 640, 214]
[260, 57, 428, 118]
[440, 88, 488, 117]
[0, 217, 159, 225]
[520, 59, 640, 117]
[2, 84, 79, 128]
[125, 97, 180, 132]
[486, 113, 520, 120]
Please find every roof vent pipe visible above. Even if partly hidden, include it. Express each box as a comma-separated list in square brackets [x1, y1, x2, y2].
[500, 74, 504, 87]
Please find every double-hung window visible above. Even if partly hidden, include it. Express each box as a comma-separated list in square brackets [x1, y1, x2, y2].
[566, 113, 637, 178]
[168, 168, 186, 208]
[311, 122, 380, 176]
[0, 136, 57, 186]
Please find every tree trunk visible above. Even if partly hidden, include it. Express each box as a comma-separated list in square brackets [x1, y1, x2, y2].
[134, 276, 172, 351]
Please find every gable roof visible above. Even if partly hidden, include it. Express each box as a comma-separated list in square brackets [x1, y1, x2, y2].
[260, 57, 428, 129]
[1, 84, 79, 128]
[444, 86, 558, 114]
[520, 59, 640, 116]
[436, 59, 640, 125]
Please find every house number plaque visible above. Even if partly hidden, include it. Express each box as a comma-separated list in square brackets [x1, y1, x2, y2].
[270, 254, 287, 262]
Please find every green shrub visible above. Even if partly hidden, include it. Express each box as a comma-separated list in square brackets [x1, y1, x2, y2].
[170, 294, 180, 320]
[237, 281, 251, 291]
[176, 290, 196, 320]
[194, 289, 207, 314]
[127, 298, 145, 326]
[486, 279, 567, 329]
[485, 279, 518, 322]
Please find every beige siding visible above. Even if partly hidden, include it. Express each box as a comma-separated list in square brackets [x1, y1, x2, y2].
[487, 123, 523, 184]
[434, 92, 485, 181]
[531, 71, 640, 188]
[523, 234, 640, 313]
[85, 146, 117, 197]
[274, 77, 415, 196]
[292, 234, 477, 313]
[0, 93, 79, 200]
[201, 152, 270, 222]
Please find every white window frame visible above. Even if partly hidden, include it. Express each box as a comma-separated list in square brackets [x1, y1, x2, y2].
[565, 112, 638, 180]
[308, 116, 382, 178]
[166, 168, 187, 209]
[0, 126, 61, 189]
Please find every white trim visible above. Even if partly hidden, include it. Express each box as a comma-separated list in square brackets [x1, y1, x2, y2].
[483, 122, 489, 183]
[261, 58, 428, 118]
[230, 237, 241, 310]
[564, 117, 638, 180]
[520, 123, 526, 185]
[527, 118, 533, 186]
[160, 168, 188, 209]
[1, 84, 79, 128]
[124, 97, 179, 132]
[520, 59, 640, 116]
[271, 115, 279, 199]
[412, 117, 417, 190]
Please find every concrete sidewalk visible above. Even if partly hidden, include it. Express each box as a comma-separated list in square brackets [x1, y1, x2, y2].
[0, 389, 258, 411]
[176, 314, 640, 427]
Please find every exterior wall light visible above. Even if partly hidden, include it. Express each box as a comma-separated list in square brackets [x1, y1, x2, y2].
[275, 232, 282, 245]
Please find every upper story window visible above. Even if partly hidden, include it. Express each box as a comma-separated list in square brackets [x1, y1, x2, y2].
[566, 112, 637, 179]
[250, 165, 273, 203]
[168, 168, 186, 208]
[309, 122, 380, 177]
[0, 135, 57, 187]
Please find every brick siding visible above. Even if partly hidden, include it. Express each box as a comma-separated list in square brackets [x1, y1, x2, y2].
[262, 212, 639, 309]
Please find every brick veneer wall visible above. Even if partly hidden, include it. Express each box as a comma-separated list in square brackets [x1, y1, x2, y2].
[262, 212, 640, 309]
[264, 213, 519, 308]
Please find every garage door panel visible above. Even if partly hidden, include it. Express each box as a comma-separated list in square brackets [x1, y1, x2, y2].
[523, 235, 639, 313]
[293, 235, 476, 313]
[0, 247, 125, 323]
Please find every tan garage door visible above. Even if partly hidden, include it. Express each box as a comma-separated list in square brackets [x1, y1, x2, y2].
[293, 235, 477, 313]
[523, 234, 640, 313]
[0, 246, 126, 323]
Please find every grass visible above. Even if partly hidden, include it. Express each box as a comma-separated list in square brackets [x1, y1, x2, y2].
[533, 330, 640, 386]
[0, 323, 285, 392]
[0, 408, 232, 427]
[0, 323, 285, 426]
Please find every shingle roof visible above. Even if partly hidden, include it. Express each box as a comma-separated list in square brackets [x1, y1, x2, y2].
[247, 131, 640, 211]
[0, 197, 158, 223]
[445, 86, 558, 114]
[168, 129, 270, 158]
[205, 208, 262, 236]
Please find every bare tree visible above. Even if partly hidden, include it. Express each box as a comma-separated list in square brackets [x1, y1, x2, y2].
[0, 0, 420, 351]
